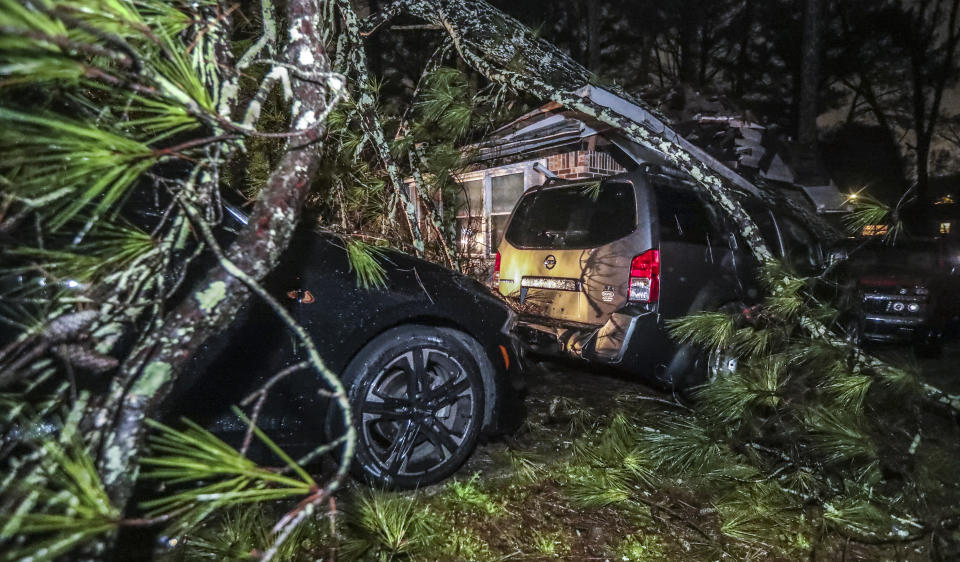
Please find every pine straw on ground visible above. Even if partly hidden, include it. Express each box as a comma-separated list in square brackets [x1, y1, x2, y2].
[163, 344, 960, 561]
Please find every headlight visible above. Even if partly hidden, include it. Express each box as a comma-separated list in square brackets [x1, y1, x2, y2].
[907, 303, 920, 313]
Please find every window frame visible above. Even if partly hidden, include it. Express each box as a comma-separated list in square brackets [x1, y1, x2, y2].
[455, 160, 546, 257]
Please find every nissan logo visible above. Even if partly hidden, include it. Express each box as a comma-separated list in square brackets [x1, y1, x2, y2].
[543, 255, 557, 269]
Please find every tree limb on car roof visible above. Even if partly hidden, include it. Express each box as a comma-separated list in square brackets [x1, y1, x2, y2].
[362, 0, 960, 413]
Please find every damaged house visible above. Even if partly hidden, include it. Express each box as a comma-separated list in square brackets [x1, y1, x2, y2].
[449, 86, 847, 262]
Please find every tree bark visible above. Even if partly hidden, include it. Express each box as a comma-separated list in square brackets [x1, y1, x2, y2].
[678, 1, 700, 86]
[911, 0, 960, 203]
[798, 0, 822, 147]
[586, 0, 600, 72]
[734, 0, 753, 97]
[94, 0, 337, 512]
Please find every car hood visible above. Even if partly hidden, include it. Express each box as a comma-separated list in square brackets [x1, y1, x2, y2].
[380, 246, 505, 306]
[294, 230, 509, 316]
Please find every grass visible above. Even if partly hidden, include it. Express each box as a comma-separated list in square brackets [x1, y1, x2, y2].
[530, 529, 571, 558]
[157, 505, 330, 562]
[442, 474, 502, 516]
[340, 489, 433, 560]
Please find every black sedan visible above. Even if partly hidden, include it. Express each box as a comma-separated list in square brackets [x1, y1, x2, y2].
[168, 208, 525, 489]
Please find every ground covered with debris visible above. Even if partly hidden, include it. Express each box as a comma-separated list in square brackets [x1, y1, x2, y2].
[161, 342, 960, 561]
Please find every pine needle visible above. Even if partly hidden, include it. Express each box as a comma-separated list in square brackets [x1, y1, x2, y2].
[139, 417, 315, 527]
[345, 239, 388, 290]
[666, 311, 736, 350]
[803, 408, 877, 465]
[0, 437, 119, 562]
[843, 195, 901, 240]
[563, 465, 632, 509]
[0, 108, 156, 229]
[638, 416, 728, 474]
[821, 373, 873, 413]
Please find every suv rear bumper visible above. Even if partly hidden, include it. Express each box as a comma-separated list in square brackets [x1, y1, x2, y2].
[514, 309, 671, 374]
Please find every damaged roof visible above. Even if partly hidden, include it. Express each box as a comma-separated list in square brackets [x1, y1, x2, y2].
[469, 85, 847, 213]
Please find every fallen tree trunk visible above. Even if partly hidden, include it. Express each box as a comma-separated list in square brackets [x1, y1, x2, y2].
[91, 0, 353, 513]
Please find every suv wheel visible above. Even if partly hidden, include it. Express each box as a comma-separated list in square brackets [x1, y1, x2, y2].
[335, 326, 485, 488]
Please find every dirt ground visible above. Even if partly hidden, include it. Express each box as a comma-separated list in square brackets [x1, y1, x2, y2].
[463, 358, 663, 475]
[149, 339, 960, 561]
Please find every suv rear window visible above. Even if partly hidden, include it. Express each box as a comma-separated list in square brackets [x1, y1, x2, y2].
[505, 182, 637, 249]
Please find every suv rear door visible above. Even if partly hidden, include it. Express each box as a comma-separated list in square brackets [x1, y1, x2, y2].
[497, 179, 647, 326]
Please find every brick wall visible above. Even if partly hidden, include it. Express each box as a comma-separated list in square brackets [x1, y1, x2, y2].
[546, 150, 625, 180]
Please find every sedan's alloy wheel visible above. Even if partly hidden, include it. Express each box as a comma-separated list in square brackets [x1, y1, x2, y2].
[336, 326, 486, 488]
[359, 348, 476, 478]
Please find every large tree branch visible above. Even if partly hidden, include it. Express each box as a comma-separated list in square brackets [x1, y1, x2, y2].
[335, 0, 427, 255]
[358, 0, 408, 35]
[397, 0, 775, 262]
[92, 0, 340, 512]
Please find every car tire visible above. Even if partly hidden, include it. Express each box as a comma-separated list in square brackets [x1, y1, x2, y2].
[665, 342, 739, 392]
[664, 301, 743, 392]
[332, 326, 486, 489]
[705, 346, 739, 382]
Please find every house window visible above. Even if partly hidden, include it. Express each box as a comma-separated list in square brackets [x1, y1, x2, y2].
[455, 164, 542, 256]
[862, 224, 889, 236]
[456, 179, 484, 255]
[941, 222, 952, 235]
[489, 173, 524, 248]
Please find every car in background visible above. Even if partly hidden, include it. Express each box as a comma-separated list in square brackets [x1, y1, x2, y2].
[493, 166, 823, 389]
[165, 205, 525, 489]
[832, 237, 954, 354]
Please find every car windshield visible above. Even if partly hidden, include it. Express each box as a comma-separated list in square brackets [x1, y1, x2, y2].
[504, 181, 637, 249]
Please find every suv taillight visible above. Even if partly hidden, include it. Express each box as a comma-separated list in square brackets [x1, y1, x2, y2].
[493, 251, 501, 286]
[629, 249, 660, 302]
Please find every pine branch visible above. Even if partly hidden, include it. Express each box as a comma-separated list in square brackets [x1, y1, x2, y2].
[335, 0, 427, 255]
